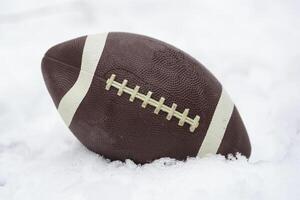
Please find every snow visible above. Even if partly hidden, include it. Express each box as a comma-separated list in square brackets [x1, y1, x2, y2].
[0, 0, 300, 199]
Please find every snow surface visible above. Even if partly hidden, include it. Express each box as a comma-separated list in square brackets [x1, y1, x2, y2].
[0, 0, 300, 199]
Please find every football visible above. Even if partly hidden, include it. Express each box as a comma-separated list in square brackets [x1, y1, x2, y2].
[42, 32, 251, 164]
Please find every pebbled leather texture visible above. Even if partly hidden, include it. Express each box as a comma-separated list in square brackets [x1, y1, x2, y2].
[42, 32, 251, 163]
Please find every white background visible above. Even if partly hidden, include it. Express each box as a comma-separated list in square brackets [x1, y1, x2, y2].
[0, 0, 299, 199]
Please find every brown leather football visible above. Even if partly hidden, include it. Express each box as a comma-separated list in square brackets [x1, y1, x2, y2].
[42, 32, 251, 164]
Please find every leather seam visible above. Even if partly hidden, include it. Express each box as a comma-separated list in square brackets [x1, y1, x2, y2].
[43, 55, 107, 82]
